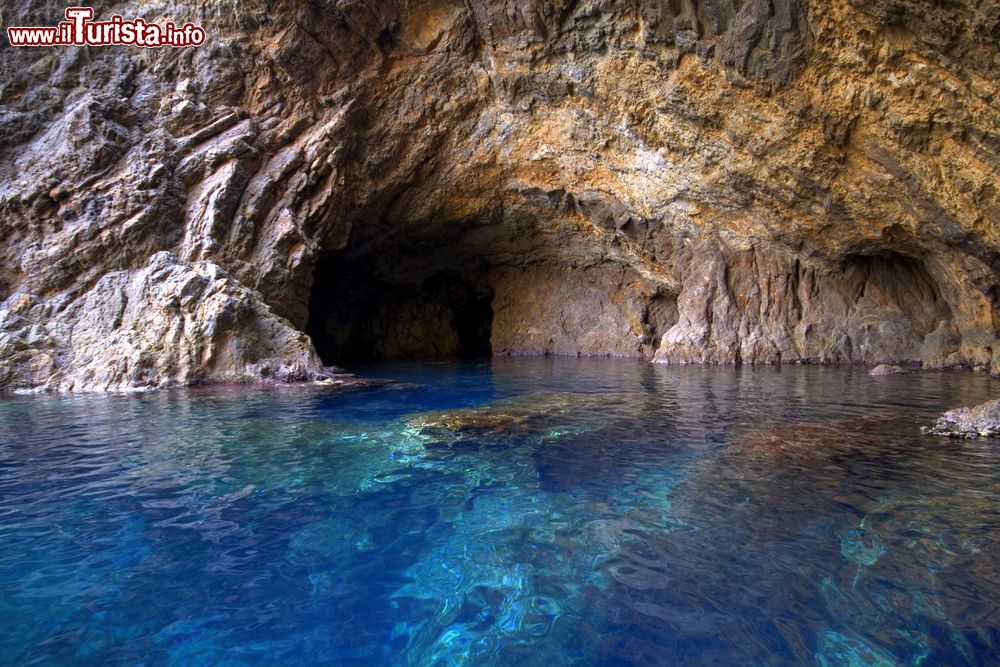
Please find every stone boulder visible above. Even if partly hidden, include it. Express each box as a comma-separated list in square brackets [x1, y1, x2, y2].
[922, 399, 1000, 438]
[869, 364, 909, 376]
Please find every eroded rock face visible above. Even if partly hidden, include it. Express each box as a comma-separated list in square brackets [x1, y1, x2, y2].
[491, 264, 677, 358]
[1, 0, 999, 390]
[0, 252, 329, 392]
[923, 399, 1000, 438]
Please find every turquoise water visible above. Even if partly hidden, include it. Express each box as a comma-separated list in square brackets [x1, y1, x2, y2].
[1, 359, 999, 666]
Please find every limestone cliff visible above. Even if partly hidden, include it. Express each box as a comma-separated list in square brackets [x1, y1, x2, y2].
[1, 0, 998, 391]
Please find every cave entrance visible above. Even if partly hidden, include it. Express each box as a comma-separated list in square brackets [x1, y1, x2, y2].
[306, 253, 494, 366]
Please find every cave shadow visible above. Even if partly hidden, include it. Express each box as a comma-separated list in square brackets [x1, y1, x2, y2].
[306, 254, 494, 366]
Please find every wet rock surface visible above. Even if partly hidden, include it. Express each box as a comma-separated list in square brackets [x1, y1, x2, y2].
[870, 364, 909, 376]
[1, 0, 999, 390]
[923, 399, 1000, 438]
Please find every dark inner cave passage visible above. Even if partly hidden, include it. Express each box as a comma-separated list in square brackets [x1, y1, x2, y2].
[307, 254, 494, 366]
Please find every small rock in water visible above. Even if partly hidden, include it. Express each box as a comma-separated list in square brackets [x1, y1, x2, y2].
[922, 399, 1000, 438]
[870, 364, 908, 376]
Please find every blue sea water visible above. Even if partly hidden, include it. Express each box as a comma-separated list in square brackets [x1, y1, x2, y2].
[1, 359, 999, 666]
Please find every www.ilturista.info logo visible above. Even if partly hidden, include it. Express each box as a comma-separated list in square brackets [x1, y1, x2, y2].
[6, 7, 206, 47]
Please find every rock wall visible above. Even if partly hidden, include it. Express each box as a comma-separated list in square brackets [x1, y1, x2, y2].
[656, 243, 962, 365]
[0, 0, 998, 390]
[0, 252, 325, 392]
[491, 264, 677, 358]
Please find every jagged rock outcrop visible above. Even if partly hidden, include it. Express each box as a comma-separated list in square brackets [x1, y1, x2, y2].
[0, 251, 329, 392]
[1, 0, 999, 390]
[923, 399, 1000, 438]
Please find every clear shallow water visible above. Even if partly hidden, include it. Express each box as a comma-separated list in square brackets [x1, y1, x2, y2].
[1, 360, 999, 666]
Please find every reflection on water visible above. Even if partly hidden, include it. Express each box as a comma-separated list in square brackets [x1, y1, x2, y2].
[1, 360, 999, 665]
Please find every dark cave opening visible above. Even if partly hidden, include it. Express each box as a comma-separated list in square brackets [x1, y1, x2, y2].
[306, 254, 494, 366]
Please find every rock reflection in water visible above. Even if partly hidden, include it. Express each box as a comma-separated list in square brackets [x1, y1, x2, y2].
[659, 411, 1000, 665]
[1, 360, 999, 665]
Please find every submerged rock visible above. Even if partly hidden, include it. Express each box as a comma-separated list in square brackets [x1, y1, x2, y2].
[923, 399, 1000, 439]
[725, 410, 914, 467]
[869, 364, 909, 376]
[406, 392, 622, 443]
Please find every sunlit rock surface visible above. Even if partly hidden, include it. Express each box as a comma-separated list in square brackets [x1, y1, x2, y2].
[0, 251, 343, 392]
[923, 398, 1000, 438]
[1, 0, 999, 390]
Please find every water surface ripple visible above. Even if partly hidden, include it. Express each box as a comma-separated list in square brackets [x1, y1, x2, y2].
[1, 360, 999, 665]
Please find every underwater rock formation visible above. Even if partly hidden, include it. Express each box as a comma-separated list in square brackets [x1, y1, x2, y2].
[1, 0, 999, 390]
